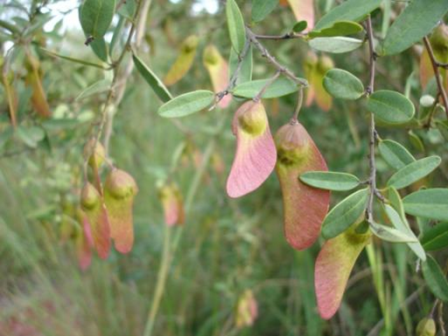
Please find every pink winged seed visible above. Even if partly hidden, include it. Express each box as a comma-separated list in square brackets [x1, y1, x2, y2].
[226, 101, 277, 198]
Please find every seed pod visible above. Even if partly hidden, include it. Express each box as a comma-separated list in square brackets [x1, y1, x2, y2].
[25, 54, 51, 118]
[275, 121, 330, 250]
[226, 101, 277, 198]
[164, 35, 199, 86]
[80, 183, 111, 259]
[416, 317, 436, 336]
[158, 182, 185, 226]
[235, 290, 258, 328]
[304, 51, 318, 107]
[314, 55, 333, 112]
[83, 139, 106, 169]
[203, 45, 231, 109]
[420, 24, 448, 89]
[104, 169, 138, 253]
[315, 226, 371, 319]
[76, 209, 93, 271]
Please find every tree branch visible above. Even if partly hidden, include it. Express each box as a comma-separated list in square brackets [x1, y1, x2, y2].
[423, 36, 448, 119]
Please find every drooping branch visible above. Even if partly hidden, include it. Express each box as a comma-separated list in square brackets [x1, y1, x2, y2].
[423, 36, 448, 119]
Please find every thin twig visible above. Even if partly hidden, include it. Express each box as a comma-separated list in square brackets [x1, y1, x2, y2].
[246, 27, 308, 87]
[253, 70, 281, 102]
[423, 36, 448, 119]
[253, 32, 304, 41]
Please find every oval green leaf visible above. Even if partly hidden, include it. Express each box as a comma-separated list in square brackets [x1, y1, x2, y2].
[323, 68, 364, 100]
[367, 90, 415, 124]
[158, 90, 215, 118]
[133, 54, 172, 103]
[232, 77, 299, 99]
[422, 255, 448, 302]
[387, 156, 441, 189]
[226, 0, 246, 54]
[309, 21, 363, 38]
[79, 0, 116, 40]
[421, 222, 448, 252]
[309, 37, 363, 54]
[384, 204, 426, 260]
[314, 0, 382, 30]
[379, 139, 415, 171]
[75, 78, 112, 101]
[369, 221, 418, 243]
[292, 21, 308, 33]
[322, 188, 368, 239]
[252, 0, 278, 22]
[300, 171, 360, 191]
[381, 0, 448, 56]
[403, 189, 448, 221]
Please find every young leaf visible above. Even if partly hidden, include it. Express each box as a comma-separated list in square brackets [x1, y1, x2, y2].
[309, 21, 363, 39]
[229, 45, 253, 85]
[164, 35, 199, 86]
[381, 0, 448, 56]
[384, 204, 426, 260]
[300, 171, 360, 191]
[158, 90, 215, 118]
[276, 122, 330, 250]
[232, 77, 300, 99]
[226, 0, 246, 54]
[292, 21, 308, 33]
[322, 188, 368, 239]
[75, 78, 112, 101]
[203, 45, 231, 109]
[422, 255, 448, 302]
[286, 0, 315, 32]
[104, 169, 138, 254]
[309, 37, 363, 54]
[79, 0, 116, 40]
[132, 54, 172, 103]
[323, 68, 364, 100]
[252, 0, 278, 22]
[421, 222, 448, 252]
[369, 221, 418, 243]
[378, 139, 415, 171]
[227, 101, 276, 198]
[403, 189, 448, 221]
[315, 228, 371, 319]
[314, 0, 382, 31]
[367, 90, 415, 124]
[387, 156, 441, 189]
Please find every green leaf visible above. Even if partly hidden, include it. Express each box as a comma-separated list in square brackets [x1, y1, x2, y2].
[292, 21, 308, 33]
[158, 90, 215, 118]
[232, 77, 300, 99]
[323, 68, 364, 100]
[422, 255, 448, 302]
[387, 156, 441, 189]
[381, 0, 448, 56]
[379, 139, 415, 170]
[16, 126, 45, 148]
[367, 90, 415, 124]
[226, 0, 246, 54]
[300, 171, 360, 191]
[387, 187, 406, 220]
[309, 37, 363, 54]
[79, 0, 116, 40]
[309, 21, 363, 38]
[75, 78, 112, 101]
[384, 204, 426, 260]
[252, 0, 278, 22]
[403, 189, 448, 221]
[314, 0, 382, 30]
[229, 46, 253, 85]
[369, 221, 419, 243]
[90, 37, 109, 63]
[421, 222, 448, 252]
[133, 54, 172, 103]
[322, 188, 369, 239]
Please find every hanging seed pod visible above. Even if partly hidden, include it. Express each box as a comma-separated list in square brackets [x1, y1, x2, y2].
[235, 290, 258, 328]
[158, 182, 185, 227]
[275, 121, 330, 250]
[164, 35, 199, 86]
[226, 101, 277, 198]
[203, 44, 231, 109]
[416, 317, 436, 336]
[104, 169, 138, 254]
[83, 139, 106, 169]
[80, 183, 110, 259]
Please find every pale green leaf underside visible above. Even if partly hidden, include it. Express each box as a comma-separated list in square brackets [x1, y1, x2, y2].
[300, 171, 360, 191]
[158, 90, 215, 118]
